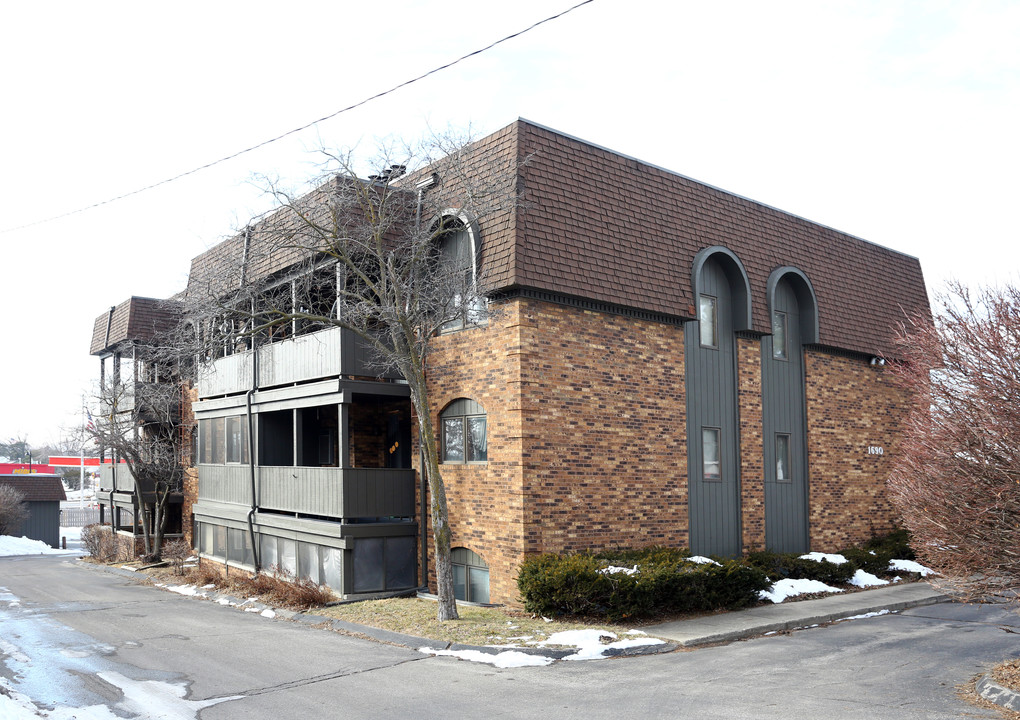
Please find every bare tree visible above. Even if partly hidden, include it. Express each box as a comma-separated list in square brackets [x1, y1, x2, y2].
[183, 131, 522, 620]
[89, 348, 186, 561]
[888, 281, 1020, 601]
[0, 485, 29, 536]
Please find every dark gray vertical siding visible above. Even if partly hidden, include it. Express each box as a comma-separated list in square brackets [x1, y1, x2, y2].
[762, 280, 809, 552]
[23, 501, 61, 548]
[686, 259, 741, 557]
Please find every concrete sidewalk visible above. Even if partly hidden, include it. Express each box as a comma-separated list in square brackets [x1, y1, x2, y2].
[643, 582, 949, 647]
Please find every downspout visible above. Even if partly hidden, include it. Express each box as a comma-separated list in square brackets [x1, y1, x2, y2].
[241, 227, 261, 572]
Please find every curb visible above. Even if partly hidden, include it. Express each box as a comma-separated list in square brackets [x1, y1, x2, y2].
[73, 559, 677, 661]
[977, 674, 1020, 712]
[644, 583, 951, 647]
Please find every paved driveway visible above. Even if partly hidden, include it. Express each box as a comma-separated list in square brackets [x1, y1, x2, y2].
[1, 555, 1017, 719]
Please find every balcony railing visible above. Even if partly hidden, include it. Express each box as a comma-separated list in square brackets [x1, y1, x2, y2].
[197, 465, 415, 519]
[197, 326, 402, 399]
[99, 463, 134, 493]
[98, 463, 183, 496]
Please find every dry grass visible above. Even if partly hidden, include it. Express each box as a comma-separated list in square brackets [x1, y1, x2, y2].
[141, 562, 335, 611]
[312, 597, 651, 647]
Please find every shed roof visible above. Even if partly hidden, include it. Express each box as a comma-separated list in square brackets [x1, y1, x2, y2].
[0, 475, 67, 502]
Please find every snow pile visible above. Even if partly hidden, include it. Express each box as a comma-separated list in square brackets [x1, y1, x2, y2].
[0, 536, 57, 557]
[759, 578, 844, 603]
[799, 552, 847, 564]
[888, 559, 936, 576]
[849, 569, 889, 588]
[422, 648, 553, 668]
[419, 628, 665, 667]
[687, 555, 721, 565]
[0, 528, 84, 557]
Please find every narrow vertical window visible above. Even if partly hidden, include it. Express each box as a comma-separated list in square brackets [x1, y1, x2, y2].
[776, 433, 791, 482]
[699, 295, 718, 348]
[772, 310, 788, 360]
[703, 427, 721, 480]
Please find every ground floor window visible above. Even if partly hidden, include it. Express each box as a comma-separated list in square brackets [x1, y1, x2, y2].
[451, 547, 489, 603]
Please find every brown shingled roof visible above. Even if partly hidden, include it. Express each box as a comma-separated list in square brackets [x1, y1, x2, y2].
[174, 119, 928, 360]
[494, 119, 929, 359]
[89, 297, 182, 355]
[0, 475, 67, 502]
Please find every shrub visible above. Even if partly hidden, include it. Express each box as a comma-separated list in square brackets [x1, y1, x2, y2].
[862, 528, 915, 561]
[840, 547, 890, 576]
[162, 539, 192, 575]
[80, 523, 116, 562]
[517, 550, 769, 621]
[0, 485, 28, 536]
[745, 550, 855, 585]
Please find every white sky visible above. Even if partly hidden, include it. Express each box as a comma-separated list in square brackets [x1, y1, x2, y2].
[1, 0, 1017, 447]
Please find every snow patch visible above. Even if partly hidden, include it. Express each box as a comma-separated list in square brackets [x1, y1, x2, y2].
[888, 559, 935, 576]
[849, 569, 890, 588]
[799, 552, 848, 565]
[420, 648, 553, 668]
[759, 578, 844, 603]
[599, 564, 639, 576]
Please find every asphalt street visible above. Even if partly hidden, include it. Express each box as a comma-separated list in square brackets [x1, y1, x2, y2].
[1, 554, 1017, 719]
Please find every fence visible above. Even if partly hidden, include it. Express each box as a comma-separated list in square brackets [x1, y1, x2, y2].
[61, 507, 100, 527]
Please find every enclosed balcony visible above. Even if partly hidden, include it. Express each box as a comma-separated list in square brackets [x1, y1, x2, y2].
[197, 326, 402, 399]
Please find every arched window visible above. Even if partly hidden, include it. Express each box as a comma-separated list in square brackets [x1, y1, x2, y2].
[434, 212, 484, 331]
[440, 398, 487, 463]
[451, 547, 490, 603]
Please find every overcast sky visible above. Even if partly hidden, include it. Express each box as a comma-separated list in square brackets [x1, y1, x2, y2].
[1, 0, 1017, 450]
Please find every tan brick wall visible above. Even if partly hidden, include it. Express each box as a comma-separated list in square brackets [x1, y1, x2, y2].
[426, 298, 689, 604]
[423, 299, 526, 605]
[737, 337, 766, 553]
[518, 300, 688, 558]
[804, 350, 905, 549]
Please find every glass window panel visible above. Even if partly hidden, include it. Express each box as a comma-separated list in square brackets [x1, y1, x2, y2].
[199, 420, 211, 464]
[299, 542, 320, 584]
[443, 418, 464, 462]
[699, 295, 717, 348]
[452, 563, 467, 601]
[385, 537, 416, 589]
[322, 547, 343, 592]
[278, 539, 297, 578]
[201, 523, 213, 555]
[213, 525, 227, 559]
[468, 567, 490, 604]
[353, 538, 384, 593]
[226, 417, 241, 463]
[261, 535, 278, 572]
[772, 311, 788, 360]
[703, 428, 721, 480]
[776, 434, 791, 482]
[466, 417, 487, 462]
[210, 417, 225, 464]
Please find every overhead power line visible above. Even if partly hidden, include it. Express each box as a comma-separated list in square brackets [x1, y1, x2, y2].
[1, 0, 595, 235]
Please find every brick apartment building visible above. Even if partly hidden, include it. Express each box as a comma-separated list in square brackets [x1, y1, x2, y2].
[90, 119, 928, 605]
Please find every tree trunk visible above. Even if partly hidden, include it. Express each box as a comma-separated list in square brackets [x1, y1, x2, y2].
[409, 369, 458, 621]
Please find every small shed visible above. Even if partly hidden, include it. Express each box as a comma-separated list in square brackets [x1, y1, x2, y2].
[0, 474, 67, 548]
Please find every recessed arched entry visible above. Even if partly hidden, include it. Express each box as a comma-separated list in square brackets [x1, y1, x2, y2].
[686, 247, 751, 557]
[762, 267, 818, 553]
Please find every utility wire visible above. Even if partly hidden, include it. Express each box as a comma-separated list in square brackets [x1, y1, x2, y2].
[1, 0, 595, 235]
